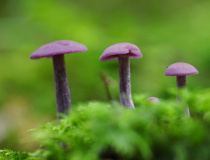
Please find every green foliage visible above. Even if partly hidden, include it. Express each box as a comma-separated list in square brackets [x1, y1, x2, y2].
[0, 149, 40, 160]
[28, 90, 210, 160]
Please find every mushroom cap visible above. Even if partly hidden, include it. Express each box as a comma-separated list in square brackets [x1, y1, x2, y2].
[100, 42, 142, 61]
[165, 62, 198, 76]
[30, 40, 87, 59]
[146, 97, 160, 103]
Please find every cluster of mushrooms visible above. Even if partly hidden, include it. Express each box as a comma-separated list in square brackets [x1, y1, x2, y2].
[30, 40, 198, 119]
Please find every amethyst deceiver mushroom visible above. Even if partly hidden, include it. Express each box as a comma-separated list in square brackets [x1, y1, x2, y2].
[30, 40, 87, 119]
[165, 62, 198, 116]
[147, 97, 160, 103]
[100, 43, 142, 109]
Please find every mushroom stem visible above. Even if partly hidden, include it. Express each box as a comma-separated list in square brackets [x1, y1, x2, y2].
[52, 54, 71, 119]
[176, 76, 186, 88]
[118, 54, 134, 109]
[176, 75, 190, 117]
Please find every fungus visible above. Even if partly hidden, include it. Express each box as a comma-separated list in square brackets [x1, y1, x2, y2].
[30, 40, 87, 119]
[100, 43, 142, 108]
[165, 62, 198, 116]
[147, 97, 160, 103]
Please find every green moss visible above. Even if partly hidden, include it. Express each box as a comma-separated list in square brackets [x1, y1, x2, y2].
[29, 90, 210, 160]
[2, 90, 210, 160]
[0, 149, 38, 160]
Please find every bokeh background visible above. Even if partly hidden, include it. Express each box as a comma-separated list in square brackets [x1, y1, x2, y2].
[0, 0, 210, 151]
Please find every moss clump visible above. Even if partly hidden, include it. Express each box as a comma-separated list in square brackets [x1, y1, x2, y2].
[30, 90, 210, 160]
[0, 149, 38, 160]
[1, 90, 210, 160]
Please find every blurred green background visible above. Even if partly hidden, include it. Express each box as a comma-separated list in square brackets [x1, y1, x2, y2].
[0, 0, 210, 151]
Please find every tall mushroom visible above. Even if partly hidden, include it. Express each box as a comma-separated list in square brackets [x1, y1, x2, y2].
[165, 62, 198, 116]
[30, 40, 87, 119]
[100, 43, 142, 109]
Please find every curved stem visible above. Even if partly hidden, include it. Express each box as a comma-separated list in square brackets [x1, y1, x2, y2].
[100, 72, 113, 101]
[53, 54, 71, 119]
[118, 54, 134, 109]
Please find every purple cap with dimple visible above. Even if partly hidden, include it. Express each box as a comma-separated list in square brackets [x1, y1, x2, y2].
[100, 42, 142, 61]
[165, 62, 198, 76]
[30, 40, 87, 59]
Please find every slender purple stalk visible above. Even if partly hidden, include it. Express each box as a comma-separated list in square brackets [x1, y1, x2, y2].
[53, 54, 71, 119]
[176, 76, 186, 88]
[118, 54, 134, 109]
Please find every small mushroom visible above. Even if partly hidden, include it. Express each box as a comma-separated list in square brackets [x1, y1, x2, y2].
[100, 43, 142, 109]
[165, 62, 198, 116]
[147, 97, 160, 103]
[30, 40, 87, 119]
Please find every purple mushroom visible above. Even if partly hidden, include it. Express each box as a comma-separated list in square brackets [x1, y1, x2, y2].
[100, 43, 142, 109]
[165, 62, 198, 116]
[30, 40, 87, 119]
[147, 97, 160, 103]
